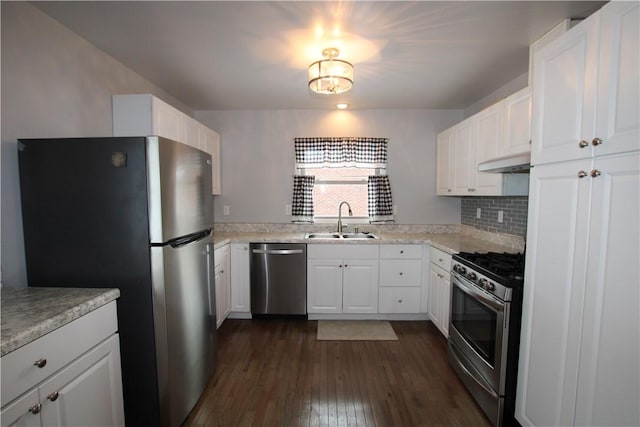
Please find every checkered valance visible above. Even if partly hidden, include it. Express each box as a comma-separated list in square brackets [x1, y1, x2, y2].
[291, 175, 315, 223]
[294, 137, 388, 168]
[368, 176, 394, 223]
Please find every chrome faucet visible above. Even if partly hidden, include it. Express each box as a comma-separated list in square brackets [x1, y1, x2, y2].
[337, 201, 353, 233]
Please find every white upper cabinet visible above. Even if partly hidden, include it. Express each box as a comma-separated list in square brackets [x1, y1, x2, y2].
[502, 87, 532, 156]
[452, 118, 477, 194]
[436, 127, 455, 195]
[475, 102, 505, 194]
[531, 1, 639, 165]
[112, 94, 222, 195]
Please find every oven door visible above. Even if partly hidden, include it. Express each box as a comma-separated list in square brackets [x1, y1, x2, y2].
[449, 272, 508, 394]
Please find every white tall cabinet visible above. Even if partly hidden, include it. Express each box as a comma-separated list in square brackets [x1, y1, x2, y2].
[516, 2, 639, 426]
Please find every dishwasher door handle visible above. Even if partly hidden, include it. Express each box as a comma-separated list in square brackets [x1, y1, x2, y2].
[252, 249, 304, 255]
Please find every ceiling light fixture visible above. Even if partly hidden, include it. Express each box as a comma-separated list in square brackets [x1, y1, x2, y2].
[308, 47, 354, 95]
[336, 103, 349, 109]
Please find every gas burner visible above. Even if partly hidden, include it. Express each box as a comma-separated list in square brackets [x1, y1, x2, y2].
[453, 252, 525, 287]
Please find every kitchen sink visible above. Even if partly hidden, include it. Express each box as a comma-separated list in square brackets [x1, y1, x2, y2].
[304, 232, 379, 240]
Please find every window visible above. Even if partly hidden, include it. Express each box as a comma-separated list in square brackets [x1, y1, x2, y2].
[292, 137, 394, 223]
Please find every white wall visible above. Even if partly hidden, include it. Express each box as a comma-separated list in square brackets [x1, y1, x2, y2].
[195, 109, 462, 224]
[1, 2, 191, 287]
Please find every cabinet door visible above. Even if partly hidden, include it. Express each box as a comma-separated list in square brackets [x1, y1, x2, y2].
[574, 152, 639, 426]
[503, 87, 532, 156]
[436, 128, 455, 195]
[428, 266, 443, 331]
[1, 389, 41, 427]
[221, 248, 231, 320]
[183, 116, 201, 148]
[475, 102, 504, 195]
[452, 118, 477, 194]
[342, 260, 379, 314]
[307, 259, 343, 313]
[230, 243, 251, 313]
[594, 1, 640, 158]
[516, 159, 592, 427]
[39, 335, 124, 427]
[530, 13, 599, 165]
[200, 127, 222, 195]
[151, 97, 184, 142]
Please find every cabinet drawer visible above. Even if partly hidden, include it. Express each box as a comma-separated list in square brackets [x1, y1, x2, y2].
[430, 246, 452, 271]
[379, 287, 422, 313]
[307, 244, 379, 259]
[1, 302, 118, 406]
[379, 260, 422, 285]
[379, 244, 422, 259]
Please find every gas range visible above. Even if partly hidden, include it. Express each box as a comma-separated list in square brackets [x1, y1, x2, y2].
[451, 252, 525, 302]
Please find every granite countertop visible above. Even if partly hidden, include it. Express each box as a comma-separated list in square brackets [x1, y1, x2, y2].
[1, 287, 120, 357]
[212, 231, 520, 254]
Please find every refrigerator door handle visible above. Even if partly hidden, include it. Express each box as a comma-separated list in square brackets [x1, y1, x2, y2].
[152, 229, 212, 248]
[205, 243, 216, 319]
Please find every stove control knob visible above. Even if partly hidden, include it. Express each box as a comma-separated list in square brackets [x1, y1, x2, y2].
[467, 272, 477, 281]
[486, 282, 496, 291]
[478, 278, 488, 287]
[454, 265, 466, 275]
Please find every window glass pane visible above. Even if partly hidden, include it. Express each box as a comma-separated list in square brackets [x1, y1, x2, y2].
[313, 183, 368, 217]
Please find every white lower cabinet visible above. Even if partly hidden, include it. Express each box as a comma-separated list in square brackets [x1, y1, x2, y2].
[1, 302, 124, 427]
[378, 244, 424, 314]
[214, 244, 231, 328]
[307, 244, 379, 314]
[230, 243, 251, 314]
[427, 247, 452, 337]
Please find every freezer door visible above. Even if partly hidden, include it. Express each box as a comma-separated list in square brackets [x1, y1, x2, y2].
[150, 236, 217, 427]
[147, 137, 213, 243]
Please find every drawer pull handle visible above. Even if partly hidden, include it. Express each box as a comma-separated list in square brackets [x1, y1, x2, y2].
[47, 391, 59, 401]
[33, 358, 47, 368]
[398, 299, 403, 303]
[399, 272, 403, 276]
[28, 403, 42, 414]
[400, 250, 404, 254]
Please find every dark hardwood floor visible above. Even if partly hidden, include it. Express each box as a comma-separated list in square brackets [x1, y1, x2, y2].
[184, 319, 491, 427]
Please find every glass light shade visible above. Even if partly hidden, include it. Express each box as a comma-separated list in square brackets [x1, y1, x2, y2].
[308, 58, 354, 94]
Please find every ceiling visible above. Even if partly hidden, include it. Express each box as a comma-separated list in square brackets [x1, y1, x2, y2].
[33, 1, 605, 111]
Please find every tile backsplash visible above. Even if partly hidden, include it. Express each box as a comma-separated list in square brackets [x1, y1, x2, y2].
[461, 197, 528, 238]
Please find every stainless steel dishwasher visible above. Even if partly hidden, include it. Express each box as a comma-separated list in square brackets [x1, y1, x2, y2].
[250, 243, 307, 315]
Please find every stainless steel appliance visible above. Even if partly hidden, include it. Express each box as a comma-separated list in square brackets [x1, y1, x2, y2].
[250, 243, 307, 315]
[18, 136, 216, 427]
[448, 252, 524, 427]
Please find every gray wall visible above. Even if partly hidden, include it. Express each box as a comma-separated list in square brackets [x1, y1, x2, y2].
[463, 72, 528, 119]
[195, 109, 463, 224]
[1, 2, 191, 287]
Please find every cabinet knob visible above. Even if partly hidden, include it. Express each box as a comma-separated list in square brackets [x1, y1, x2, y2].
[47, 391, 59, 402]
[339, 265, 343, 268]
[592, 137, 603, 146]
[344, 264, 348, 268]
[579, 140, 590, 148]
[398, 299, 403, 303]
[400, 250, 404, 254]
[468, 188, 476, 192]
[578, 170, 588, 178]
[590, 169, 602, 178]
[33, 358, 47, 368]
[243, 247, 248, 251]
[447, 189, 452, 192]
[439, 258, 443, 262]
[28, 403, 42, 414]
[399, 272, 403, 276]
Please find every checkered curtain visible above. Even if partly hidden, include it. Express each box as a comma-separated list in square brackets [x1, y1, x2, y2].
[294, 137, 388, 168]
[368, 176, 394, 223]
[291, 175, 315, 222]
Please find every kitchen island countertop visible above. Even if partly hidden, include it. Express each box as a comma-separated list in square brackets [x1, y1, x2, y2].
[1, 287, 120, 357]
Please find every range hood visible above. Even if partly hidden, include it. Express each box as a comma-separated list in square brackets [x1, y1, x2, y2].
[478, 152, 531, 173]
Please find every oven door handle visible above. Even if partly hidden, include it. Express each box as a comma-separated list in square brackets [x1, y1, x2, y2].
[452, 275, 505, 312]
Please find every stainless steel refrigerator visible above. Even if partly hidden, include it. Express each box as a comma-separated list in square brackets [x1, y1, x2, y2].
[18, 136, 217, 427]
